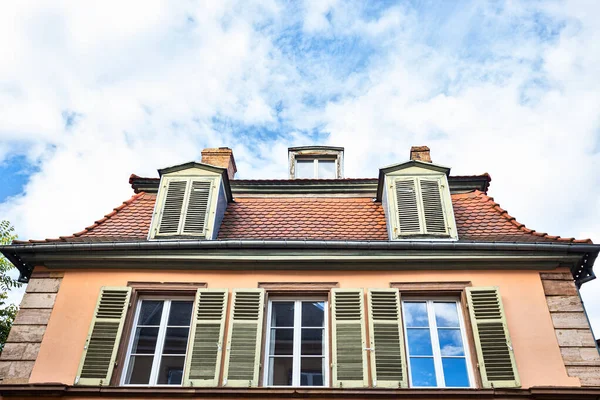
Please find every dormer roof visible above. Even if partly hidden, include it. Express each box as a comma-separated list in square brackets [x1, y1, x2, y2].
[376, 160, 451, 201]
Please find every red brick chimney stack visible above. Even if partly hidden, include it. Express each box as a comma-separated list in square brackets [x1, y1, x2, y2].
[201, 147, 237, 179]
[410, 146, 432, 163]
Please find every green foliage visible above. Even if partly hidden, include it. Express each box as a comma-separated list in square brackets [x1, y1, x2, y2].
[0, 220, 22, 351]
[0, 293, 17, 351]
[0, 220, 21, 292]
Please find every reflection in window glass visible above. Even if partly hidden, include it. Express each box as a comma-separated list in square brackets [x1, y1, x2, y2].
[295, 160, 314, 179]
[317, 160, 336, 179]
[403, 300, 471, 388]
[266, 300, 327, 386]
[124, 299, 193, 386]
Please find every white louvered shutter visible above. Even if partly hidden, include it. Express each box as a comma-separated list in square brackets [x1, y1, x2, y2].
[182, 180, 212, 235]
[394, 178, 422, 236]
[184, 289, 228, 387]
[75, 287, 131, 386]
[367, 289, 407, 388]
[419, 178, 448, 235]
[331, 289, 368, 388]
[223, 289, 265, 387]
[158, 179, 188, 235]
[466, 287, 520, 388]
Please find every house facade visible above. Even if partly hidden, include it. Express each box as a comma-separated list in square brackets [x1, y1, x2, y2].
[0, 145, 599, 399]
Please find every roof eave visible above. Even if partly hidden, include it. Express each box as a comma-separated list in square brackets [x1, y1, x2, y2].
[2, 240, 597, 286]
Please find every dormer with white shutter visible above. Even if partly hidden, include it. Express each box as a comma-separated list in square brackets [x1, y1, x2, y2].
[376, 146, 458, 240]
[148, 161, 233, 240]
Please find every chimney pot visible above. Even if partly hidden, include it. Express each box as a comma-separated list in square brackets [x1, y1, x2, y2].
[410, 146, 432, 163]
[201, 147, 237, 179]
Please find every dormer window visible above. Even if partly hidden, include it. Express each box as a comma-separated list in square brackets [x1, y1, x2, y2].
[391, 176, 450, 237]
[377, 147, 458, 240]
[289, 146, 344, 179]
[155, 177, 215, 237]
[148, 161, 233, 240]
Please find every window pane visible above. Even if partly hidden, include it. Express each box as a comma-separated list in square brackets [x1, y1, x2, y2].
[404, 302, 429, 327]
[269, 328, 293, 355]
[271, 302, 294, 327]
[268, 357, 293, 386]
[168, 301, 193, 326]
[162, 327, 189, 354]
[301, 329, 324, 355]
[407, 328, 433, 356]
[138, 301, 163, 326]
[434, 302, 460, 328]
[301, 302, 324, 327]
[296, 160, 314, 179]
[126, 355, 153, 384]
[132, 327, 159, 354]
[442, 358, 470, 387]
[438, 329, 465, 356]
[410, 357, 437, 387]
[301, 357, 324, 386]
[157, 356, 185, 385]
[317, 160, 336, 179]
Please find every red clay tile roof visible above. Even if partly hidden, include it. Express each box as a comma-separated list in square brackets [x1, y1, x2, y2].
[16, 190, 592, 244]
[218, 198, 388, 241]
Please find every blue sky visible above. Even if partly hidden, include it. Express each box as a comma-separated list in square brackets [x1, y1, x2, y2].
[0, 0, 599, 333]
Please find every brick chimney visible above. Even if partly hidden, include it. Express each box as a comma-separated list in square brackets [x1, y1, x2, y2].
[410, 146, 432, 163]
[201, 147, 237, 179]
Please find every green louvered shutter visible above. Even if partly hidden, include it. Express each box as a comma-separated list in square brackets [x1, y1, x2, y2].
[331, 289, 368, 388]
[75, 287, 131, 386]
[157, 179, 188, 235]
[466, 287, 520, 388]
[419, 178, 448, 235]
[367, 289, 407, 388]
[184, 289, 228, 387]
[223, 289, 265, 387]
[182, 180, 212, 235]
[394, 178, 422, 236]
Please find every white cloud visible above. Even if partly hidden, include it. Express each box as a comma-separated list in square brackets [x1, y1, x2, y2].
[1, 0, 600, 337]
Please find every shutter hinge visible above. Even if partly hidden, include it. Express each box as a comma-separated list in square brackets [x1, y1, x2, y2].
[363, 347, 373, 351]
[75, 377, 80, 384]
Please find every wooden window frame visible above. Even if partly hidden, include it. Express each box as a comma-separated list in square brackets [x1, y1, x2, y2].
[110, 282, 207, 386]
[401, 297, 475, 388]
[262, 297, 330, 387]
[257, 282, 337, 388]
[120, 297, 195, 386]
[390, 281, 482, 389]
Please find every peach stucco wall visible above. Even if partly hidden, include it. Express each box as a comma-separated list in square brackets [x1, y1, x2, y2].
[28, 267, 579, 388]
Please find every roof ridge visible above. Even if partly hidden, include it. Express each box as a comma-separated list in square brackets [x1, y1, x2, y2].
[474, 190, 592, 244]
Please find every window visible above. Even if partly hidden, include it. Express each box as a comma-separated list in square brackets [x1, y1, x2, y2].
[402, 299, 473, 388]
[264, 299, 329, 387]
[122, 298, 194, 386]
[151, 177, 216, 238]
[288, 146, 344, 179]
[386, 174, 459, 239]
[295, 158, 337, 179]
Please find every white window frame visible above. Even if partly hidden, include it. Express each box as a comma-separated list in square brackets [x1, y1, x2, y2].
[295, 158, 338, 179]
[263, 297, 330, 387]
[401, 297, 475, 388]
[121, 296, 194, 386]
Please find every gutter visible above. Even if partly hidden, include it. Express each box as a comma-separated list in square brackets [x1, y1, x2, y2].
[1, 240, 597, 286]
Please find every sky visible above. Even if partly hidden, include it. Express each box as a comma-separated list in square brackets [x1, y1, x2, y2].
[0, 1, 599, 336]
